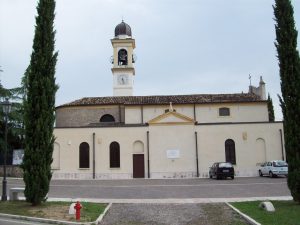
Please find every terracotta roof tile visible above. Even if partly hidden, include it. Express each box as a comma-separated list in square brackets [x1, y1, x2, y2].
[57, 93, 263, 108]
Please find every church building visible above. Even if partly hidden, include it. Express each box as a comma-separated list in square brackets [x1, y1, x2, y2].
[52, 21, 285, 179]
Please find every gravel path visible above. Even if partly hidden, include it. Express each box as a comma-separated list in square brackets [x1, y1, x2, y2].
[100, 203, 249, 225]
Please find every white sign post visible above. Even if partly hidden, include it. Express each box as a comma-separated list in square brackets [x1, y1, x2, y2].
[12, 149, 24, 165]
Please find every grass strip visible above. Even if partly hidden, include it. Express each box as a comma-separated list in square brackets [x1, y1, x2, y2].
[0, 201, 107, 222]
[231, 200, 300, 225]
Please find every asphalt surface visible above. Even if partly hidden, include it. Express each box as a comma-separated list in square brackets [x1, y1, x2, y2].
[1, 176, 290, 199]
[0, 177, 291, 225]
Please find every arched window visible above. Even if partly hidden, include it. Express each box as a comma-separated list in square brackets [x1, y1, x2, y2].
[118, 49, 128, 65]
[219, 107, 230, 116]
[100, 114, 115, 123]
[79, 142, 90, 168]
[255, 138, 266, 165]
[110, 141, 120, 168]
[225, 139, 236, 164]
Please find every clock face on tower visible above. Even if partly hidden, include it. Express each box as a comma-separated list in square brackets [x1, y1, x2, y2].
[117, 74, 128, 85]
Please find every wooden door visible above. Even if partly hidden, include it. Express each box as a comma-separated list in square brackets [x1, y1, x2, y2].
[133, 154, 145, 178]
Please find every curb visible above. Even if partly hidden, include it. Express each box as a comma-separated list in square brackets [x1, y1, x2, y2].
[0, 202, 112, 225]
[46, 196, 292, 204]
[226, 202, 261, 225]
[95, 203, 112, 224]
[0, 213, 87, 225]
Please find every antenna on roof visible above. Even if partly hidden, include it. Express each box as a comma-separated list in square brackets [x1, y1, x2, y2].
[122, 15, 124, 22]
[249, 74, 252, 87]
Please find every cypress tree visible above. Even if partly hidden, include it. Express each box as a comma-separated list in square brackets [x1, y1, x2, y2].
[274, 0, 300, 202]
[22, 0, 58, 205]
[267, 93, 275, 122]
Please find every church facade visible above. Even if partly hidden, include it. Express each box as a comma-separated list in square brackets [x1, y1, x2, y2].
[52, 22, 285, 179]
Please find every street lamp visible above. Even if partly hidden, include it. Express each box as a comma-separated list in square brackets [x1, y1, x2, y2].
[1, 98, 12, 201]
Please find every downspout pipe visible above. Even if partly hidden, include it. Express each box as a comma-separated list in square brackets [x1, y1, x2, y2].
[93, 132, 95, 179]
[279, 129, 284, 161]
[119, 105, 122, 123]
[147, 131, 150, 178]
[195, 131, 199, 177]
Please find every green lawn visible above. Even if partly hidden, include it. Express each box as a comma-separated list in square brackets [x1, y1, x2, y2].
[231, 201, 300, 225]
[0, 201, 107, 222]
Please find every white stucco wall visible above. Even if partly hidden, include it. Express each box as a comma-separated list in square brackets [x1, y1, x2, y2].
[53, 126, 147, 179]
[148, 125, 197, 178]
[52, 121, 284, 179]
[195, 103, 268, 123]
[125, 106, 142, 124]
[196, 122, 284, 177]
[124, 102, 268, 124]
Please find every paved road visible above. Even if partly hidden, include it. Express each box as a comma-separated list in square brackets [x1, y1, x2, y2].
[1, 177, 290, 199]
[0, 177, 290, 225]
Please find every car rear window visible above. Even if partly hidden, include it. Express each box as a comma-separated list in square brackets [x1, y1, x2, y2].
[219, 163, 233, 168]
[273, 161, 288, 167]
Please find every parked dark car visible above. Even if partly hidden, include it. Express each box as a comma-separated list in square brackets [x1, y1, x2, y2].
[209, 162, 235, 179]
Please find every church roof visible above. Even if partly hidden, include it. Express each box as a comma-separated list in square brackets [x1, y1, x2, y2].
[57, 93, 263, 108]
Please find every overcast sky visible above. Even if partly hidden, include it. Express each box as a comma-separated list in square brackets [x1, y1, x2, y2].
[1, 0, 300, 120]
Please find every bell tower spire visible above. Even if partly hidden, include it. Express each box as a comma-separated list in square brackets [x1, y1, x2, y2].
[111, 21, 136, 96]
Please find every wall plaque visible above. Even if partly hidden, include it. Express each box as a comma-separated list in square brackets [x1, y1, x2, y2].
[167, 149, 180, 159]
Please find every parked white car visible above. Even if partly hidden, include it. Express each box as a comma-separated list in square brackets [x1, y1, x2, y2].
[258, 160, 288, 177]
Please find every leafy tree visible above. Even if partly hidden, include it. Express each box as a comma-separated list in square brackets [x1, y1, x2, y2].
[267, 93, 275, 122]
[274, 0, 300, 202]
[22, 0, 58, 205]
[0, 80, 25, 165]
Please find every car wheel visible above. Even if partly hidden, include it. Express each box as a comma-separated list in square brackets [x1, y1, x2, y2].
[216, 175, 220, 180]
[259, 170, 263, 177]
[231, 176, 234, 180]
[269, 171, 275, 178]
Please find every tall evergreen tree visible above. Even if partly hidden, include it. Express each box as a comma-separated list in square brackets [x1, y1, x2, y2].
[274, 0, 300, 202]
[22, 0, 58, 205]
[267, 93, 275, 122]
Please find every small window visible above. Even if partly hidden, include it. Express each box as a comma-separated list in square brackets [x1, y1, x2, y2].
[100, 114, 115, 123]
[225, 139, 236, 164]
[110, 141, 120, 168]
[219, 107, 230, 116]
[79, 142, 90, 168]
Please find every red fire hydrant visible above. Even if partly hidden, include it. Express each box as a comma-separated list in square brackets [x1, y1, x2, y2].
[74, 201, 82, 221]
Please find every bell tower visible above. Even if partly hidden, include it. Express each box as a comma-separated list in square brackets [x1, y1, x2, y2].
[111, 21, 136, 96]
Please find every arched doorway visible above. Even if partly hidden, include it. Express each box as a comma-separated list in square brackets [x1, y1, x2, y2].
[132, 141, 145, 178]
